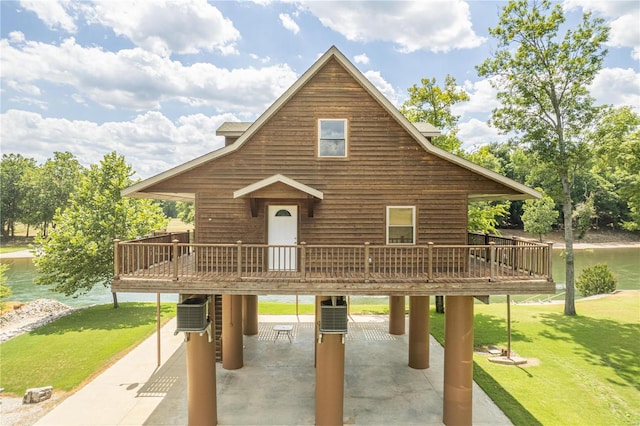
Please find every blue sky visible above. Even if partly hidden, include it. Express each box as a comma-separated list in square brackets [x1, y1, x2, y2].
[1, 0, 638, 179]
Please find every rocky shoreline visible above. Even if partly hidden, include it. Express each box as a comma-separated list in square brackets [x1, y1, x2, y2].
[0, 299, 76, 343]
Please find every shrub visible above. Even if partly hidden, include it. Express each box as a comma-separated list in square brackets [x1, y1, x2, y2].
[576, 263, 617, 297]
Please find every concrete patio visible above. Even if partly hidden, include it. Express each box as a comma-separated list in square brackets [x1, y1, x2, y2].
[36, 315, 512, 425]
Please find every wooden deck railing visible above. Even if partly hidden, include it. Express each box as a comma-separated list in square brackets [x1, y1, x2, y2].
[113, 234, 553, 283]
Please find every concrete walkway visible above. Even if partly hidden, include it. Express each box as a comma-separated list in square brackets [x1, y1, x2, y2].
[36, 315, 511, 425]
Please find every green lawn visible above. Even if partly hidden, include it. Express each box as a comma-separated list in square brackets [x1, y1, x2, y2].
[0, 302, 176, 394]
[429, 292, 640, 425]
[0, 244, 31, 254]
[2, 294, 637, 425]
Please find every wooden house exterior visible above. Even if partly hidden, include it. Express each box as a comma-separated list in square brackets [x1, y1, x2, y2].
[114, 46, 554, 426]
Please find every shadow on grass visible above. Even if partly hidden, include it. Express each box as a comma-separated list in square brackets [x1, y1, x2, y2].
[473, 361, 542, 426]
[473, 312, 533, 346]
[539, 312, 640, 392]
[31, 302, 176, 336]
[430, 310, 540, 425]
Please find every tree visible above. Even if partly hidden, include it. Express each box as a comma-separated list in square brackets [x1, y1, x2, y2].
[22, 152, 83, 236]
[0, 154, 36, 238]
[0, 264, 12, 308]
[466, 146, 511, 234]
[590, 106, 640, 231]
[177, 201, 195, 225]
[477, 0, 609, 315]
[522, 191, 559, 241]
[33, 152, 168, 305]
[400, 74, 469, 154]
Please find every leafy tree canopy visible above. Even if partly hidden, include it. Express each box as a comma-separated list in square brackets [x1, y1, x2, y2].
[522, 190, 559, 241]
[477, 0, 609, 315]
[0, 154, 36, 238]
[34, 152, 168, 297]
[400, 74, 469, 154]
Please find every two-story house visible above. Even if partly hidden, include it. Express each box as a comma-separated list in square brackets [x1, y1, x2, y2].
[113, 46, 554, 425]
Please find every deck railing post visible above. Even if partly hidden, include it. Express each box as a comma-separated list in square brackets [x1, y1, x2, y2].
[113, 239, 121, 278]
[427, 242, 434, 281]
[237, 240, 243, 278]
[364, 242, 370, 282]
[172, 239, 179, 280]
[489, 242, 496, 281]
[300, 242, 307, 281]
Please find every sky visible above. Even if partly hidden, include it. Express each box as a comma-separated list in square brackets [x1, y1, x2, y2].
[1, 0, 639, 180]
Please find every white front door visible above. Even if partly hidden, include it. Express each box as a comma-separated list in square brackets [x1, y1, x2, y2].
[268, 205, 298, 271]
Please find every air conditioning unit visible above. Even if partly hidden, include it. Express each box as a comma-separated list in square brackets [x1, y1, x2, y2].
[176, 297, 208, 333]
[320, 298, 348, 334]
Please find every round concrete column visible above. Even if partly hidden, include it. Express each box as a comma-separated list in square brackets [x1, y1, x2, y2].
[186, 298, 217, 426]
[443, 296, 474, 426]
[222, 294, 243, 370]
[389, 295, 406, 335]
[315, 333, 345, 426]
[242, 295, 258, 336]
[408, 296, 430, 369]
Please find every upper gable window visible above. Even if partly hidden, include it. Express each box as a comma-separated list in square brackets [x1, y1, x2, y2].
[318, 119, 347, 157]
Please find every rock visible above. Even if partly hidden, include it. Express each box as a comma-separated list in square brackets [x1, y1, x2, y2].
[0, 299, 75, 343]
[23, 386, 53, 404]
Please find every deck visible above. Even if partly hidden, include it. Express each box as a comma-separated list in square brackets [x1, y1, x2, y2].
[111, 233, 555, 296]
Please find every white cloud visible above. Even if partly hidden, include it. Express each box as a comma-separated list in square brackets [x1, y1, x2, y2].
[9, 31, 26, 43]
[363, 70, 401, 107]
[457, 118, 506, 150]
[20, 0, 240, 56]
[298, 0, 485, 53]
[20, 0, 78, 32]
[454, 78, 500, 117]
[279, 13, 300, 35]
[563, 0, 640, 60]
[608, 12, 640, 60]
[354, 53, 369, 65]
[86, 0, 240, 56]
[1, 37, 298, 113]
[590, 67, 640, 109]
[0, 109, 239, 178]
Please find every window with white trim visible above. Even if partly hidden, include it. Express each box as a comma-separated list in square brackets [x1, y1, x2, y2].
[318, 119, 347, 157]
[386, 206, 415, 244]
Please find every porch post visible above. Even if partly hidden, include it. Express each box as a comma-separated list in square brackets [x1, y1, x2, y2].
[186, 297, 217, 426]
[315, 296, 345, 426]
[222, 294, 243, 370]
[443, 295, 474, 426]
[389, 295, 406, 335]
[408, 296, 429, 369]
[242, 295, 258, 336]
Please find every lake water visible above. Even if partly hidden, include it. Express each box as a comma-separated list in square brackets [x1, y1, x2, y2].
[1, 247, 638, 307]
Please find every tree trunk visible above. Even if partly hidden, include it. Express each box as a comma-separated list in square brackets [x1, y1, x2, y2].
[435, 296, 445, 314]
[112, 292, 119, 309]
[561, 175, 577, 316]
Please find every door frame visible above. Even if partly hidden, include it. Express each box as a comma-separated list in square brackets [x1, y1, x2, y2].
[267, 204, 299, 271]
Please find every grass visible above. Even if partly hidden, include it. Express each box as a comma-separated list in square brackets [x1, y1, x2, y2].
[429, 292, 640, 425]
[2, 294, 637, 425]
[0, 302, 176, 394]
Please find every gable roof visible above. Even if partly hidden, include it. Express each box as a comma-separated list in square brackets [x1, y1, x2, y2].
[233, 174, 324, 200]
[123, 46, 539, 202]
